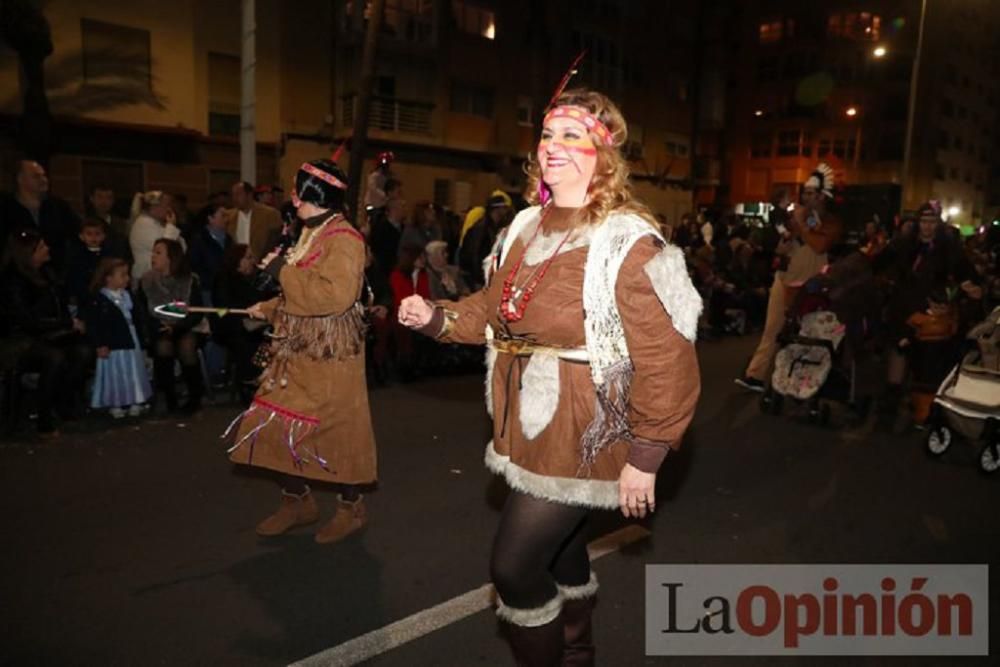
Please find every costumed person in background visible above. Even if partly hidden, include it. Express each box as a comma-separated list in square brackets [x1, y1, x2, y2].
[400, 87, 702, 666]
[459, 190, 513, 291]
[736, 163, 843, 391]
[364, 150, 396, 215]
[227, 157, 377, 544]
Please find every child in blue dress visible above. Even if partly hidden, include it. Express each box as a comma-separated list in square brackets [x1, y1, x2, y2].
[86, 258, 153, 418]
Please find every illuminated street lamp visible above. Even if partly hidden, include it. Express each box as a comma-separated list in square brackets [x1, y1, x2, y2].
[754, 109, 763, 117]
[845, 106, 858, 117]
[873, 46, 887, 58]
[947, 205, 961, 218]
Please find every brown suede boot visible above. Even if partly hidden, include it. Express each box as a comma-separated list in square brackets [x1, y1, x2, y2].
[505, 616, 565, 667]
[255, 487, 319, 536]
[558, 573, 598, 666]
[498, 594, 564, 667]
[560, 598, 595, 666]
[315, 494, 367, 544]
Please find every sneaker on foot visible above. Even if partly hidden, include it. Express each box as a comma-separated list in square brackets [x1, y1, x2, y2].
[127, 404, 146, 417]
[109, 407, 127, 419]
[734, 376, 765, 392]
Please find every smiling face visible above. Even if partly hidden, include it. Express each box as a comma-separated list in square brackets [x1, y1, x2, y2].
[537, 113, 598, 197]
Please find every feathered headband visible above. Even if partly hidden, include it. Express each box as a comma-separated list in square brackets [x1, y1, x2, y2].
[541, 51, 614, 147]
[803, 163, 835, 199]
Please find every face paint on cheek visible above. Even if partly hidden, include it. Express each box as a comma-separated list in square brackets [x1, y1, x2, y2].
[559, 136, 598, 156]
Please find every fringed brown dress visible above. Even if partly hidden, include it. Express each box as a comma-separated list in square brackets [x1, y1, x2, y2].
[226, 218, 377, 485]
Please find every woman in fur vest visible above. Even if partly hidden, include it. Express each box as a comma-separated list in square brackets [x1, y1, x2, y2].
[227, 158, 376, 545]
[400, 89, 702, 666]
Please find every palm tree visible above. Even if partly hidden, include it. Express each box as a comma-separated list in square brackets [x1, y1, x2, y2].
[0, 0, 54, 163]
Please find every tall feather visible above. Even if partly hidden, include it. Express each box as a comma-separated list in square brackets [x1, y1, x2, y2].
[546, 50, 587, 112]
[331, 137, 349, 163]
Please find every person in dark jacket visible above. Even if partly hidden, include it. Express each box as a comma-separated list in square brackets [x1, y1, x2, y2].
[65, 218, 124, 309]
[136, 238, 205, 414]
[189, 204, 232, 304]
[0, 229, 91, 436]
[458, 192, 513, 291]
[0, 160, 80, 277]
[85, 258, 152, 417]
[211, 243, 267, 401]
[368, 195, 405, 278]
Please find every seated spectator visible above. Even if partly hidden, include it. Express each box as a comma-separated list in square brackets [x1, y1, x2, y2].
[425, 240, 469, 301]
[189, 203, 232, 304]
[137, 238, 205, 415]
[130, 191, 183, 287]
[86, 183, 132, 262]
[0, 230, 91, 437]
[86, 258, 152, 418]
[211, 243, 267, 402]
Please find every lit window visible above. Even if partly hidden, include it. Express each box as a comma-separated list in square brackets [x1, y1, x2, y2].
[827, 11, 881, 40]
[759, 20, 782, 43]
[453, 1, 495, 40]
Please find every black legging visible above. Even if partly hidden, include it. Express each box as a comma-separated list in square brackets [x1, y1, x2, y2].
[490, 491, 591, 610]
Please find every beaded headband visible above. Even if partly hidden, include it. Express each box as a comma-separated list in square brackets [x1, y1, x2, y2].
[542, 105, 614, 147]
[298, 161, 348, 191]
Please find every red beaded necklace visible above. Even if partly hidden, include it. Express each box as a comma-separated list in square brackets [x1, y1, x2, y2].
[499, 207, 574, 323]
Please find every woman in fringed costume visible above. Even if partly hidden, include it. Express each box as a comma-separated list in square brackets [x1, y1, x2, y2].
[400, 88, 702, 666]
[226, 157, 376, 544]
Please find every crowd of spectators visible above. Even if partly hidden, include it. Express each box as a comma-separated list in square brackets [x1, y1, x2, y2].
[3, 155, 997, 439]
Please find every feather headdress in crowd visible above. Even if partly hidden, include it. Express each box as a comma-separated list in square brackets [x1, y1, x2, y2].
[804, 163, 835, 199]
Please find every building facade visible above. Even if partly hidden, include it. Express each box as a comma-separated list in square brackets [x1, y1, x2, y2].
[0, 0, 334, 214]
[722, 0, 1000, 229]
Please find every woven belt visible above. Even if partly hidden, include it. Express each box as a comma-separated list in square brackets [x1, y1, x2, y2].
[490, 338, 589, 362]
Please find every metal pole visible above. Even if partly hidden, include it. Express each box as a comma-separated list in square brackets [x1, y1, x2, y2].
[900, 0, 927, 210]
[347, 0, 386, 221]
[240, 0, 257, 184]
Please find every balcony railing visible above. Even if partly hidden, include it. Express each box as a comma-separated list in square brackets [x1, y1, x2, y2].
[341, 95, 434, 135]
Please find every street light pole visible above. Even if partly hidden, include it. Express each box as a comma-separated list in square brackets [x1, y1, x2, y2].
[900, 0, 927, 211]
[240, 0, 257, 184]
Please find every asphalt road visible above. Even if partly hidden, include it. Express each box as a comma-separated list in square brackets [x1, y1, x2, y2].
[1, 335, 997, 666]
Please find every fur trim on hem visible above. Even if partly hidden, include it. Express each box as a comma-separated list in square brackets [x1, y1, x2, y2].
[557, 572, 599, 600]
[496, 592, 563, 627]
[483, 441, 620, 510]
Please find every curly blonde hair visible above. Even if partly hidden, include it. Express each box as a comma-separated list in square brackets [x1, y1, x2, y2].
[525, 88, 657, 230]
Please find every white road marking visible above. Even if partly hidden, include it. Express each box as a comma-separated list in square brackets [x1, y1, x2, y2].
[289, 524, 652, 667]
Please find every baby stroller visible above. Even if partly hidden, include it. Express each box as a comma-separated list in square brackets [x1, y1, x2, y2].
[924, 306, 1000, 474]
[759, 254, 875, 425]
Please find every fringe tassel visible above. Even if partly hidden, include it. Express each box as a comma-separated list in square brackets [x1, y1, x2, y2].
[579, 359, 634, 470]
[223, 402, 327, 471]
[261, 303, 368, 389]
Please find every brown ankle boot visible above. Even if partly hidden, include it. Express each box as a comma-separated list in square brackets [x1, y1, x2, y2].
[315, 494, 367, 544]
[255, 487, 319, 536]
[558, 573, 598, 666]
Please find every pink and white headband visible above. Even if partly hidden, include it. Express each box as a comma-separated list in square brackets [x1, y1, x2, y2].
[542, 106, 614, 147]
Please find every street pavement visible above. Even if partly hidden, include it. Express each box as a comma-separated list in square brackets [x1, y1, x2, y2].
[1, 335, 997, 667]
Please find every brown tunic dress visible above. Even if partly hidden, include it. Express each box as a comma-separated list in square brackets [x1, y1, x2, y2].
[227, 218, 377, 485]
[429, 206, 700, 509]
